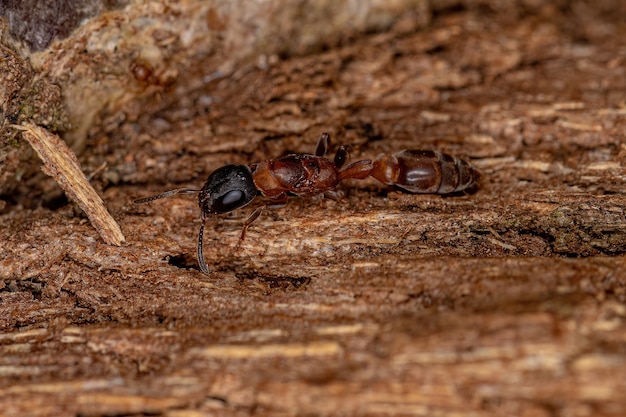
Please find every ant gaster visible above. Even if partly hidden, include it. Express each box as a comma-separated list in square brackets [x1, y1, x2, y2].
[135, 133, 480, 274]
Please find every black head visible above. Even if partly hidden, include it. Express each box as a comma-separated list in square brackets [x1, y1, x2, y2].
[198, 164, 259, 215]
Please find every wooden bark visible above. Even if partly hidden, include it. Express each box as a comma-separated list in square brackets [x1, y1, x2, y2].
[2, 1, 626, 416]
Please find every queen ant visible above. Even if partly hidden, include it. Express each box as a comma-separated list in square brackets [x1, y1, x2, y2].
[135, 133, 480, 274]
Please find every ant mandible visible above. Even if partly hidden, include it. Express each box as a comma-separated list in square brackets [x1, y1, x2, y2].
[135, 133, 481, 274]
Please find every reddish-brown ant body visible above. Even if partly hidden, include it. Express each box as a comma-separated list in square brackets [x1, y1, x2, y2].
[135, 133, 480, 274]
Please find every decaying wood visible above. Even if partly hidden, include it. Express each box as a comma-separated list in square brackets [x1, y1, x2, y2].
[15, 123, 124, 245]
[0, 0, 428, 204]
[2, 1, 626, 416]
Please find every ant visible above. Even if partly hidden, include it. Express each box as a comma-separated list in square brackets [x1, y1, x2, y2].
[135, 133, 480, 274]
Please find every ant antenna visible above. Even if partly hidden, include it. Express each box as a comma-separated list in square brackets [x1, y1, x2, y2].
[134, 188, 199, 204]
[197, 216, 210, 274]
[135, 187, 211, 273]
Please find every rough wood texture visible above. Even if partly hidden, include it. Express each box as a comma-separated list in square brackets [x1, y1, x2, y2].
[2, 1, 626, 416]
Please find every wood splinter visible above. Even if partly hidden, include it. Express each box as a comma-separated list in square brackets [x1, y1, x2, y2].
[14, 123, 125, 246]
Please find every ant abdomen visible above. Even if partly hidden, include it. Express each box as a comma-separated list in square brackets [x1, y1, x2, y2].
[371, 150, 480, 194]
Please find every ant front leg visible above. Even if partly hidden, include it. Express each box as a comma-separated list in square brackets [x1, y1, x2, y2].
[238, 194, 289, 242]
[239, 206, 265, 242]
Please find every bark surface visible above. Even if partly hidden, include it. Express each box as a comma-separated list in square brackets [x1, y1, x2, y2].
[1, 1, 626, 416]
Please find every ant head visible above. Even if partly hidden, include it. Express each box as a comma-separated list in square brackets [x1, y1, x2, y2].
[198, 164, 259, 215]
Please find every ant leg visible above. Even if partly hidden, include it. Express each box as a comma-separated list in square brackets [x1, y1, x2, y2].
[197, 214, 210, 275]
[338, 159, 373, 181]
[240, 205, 265, 241]
[315, 132, 330, 157]
[134, 188, 199, 204]
[239, 194, 288, 241]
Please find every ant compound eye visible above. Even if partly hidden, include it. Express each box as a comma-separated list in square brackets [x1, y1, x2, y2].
[215, 189, 246, 212]
[199, 164, 259, 214]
